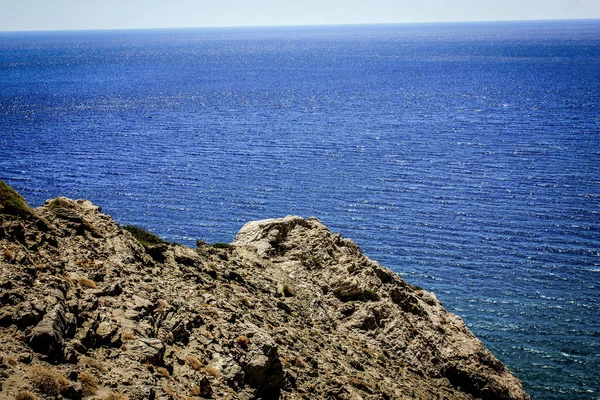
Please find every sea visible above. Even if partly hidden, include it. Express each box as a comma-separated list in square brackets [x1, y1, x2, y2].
[1, 20, 599, 399]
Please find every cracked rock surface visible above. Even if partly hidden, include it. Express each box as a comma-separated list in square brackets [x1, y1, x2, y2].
[0, 183, 529, 400]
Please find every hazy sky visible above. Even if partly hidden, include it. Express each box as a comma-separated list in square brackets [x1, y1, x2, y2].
[1, 0, 599, 31]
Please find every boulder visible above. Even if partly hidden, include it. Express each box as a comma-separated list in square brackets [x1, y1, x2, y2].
[27, 303, 74, 360]
[125, 338, 166, 364]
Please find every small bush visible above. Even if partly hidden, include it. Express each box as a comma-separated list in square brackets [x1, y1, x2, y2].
[189, 386, 201, 396]
[28, 365, 69, 396]
[196, 239, 207, 247]
[156, 299, 171, 313]
[0, 180, 34, 217]
[78, 277, 97, 289]
[15, 391, 39, 400]
[235, 335, 249, 349]
[204, 365, 220, 378]
[46, 197, 75, 210]
[79, 371, 98, 396]
[122, 225, 167, 247]
[212, 242, 232, 249]
[186, 355, 203, 371]
[3, 249, 14, 260]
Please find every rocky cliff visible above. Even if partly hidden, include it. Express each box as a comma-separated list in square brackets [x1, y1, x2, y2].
[0, 181, 529, 400]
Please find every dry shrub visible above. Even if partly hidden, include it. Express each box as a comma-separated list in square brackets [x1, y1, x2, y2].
[15, 391, 39, 400]
[204, 365, 220, 379]
[121, 330, 136, 341]
[156, 367, 170, 377]
[104, 392, 131, 400]
[156, 299, 170, 313]
[348, 377, 370, 391]
[281, 357, 292, 368]
[79, 371, 98, 396]
[3, 249, 14, 260]
[77, 276, 97, 289]
[235, 335, 249, 349]
[189, 385, 201, 396]
[186, 355, 203, 371]
[241, 297, 252, 307]
[293, 357, 305, 368]
[162, 386, 176, 398]
[28, 365, 69, 396]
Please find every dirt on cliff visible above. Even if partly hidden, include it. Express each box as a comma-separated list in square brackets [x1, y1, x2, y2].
[0, 182, 529, 400]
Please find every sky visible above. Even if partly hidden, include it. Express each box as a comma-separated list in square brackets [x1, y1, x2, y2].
[1, 0, 599, 31]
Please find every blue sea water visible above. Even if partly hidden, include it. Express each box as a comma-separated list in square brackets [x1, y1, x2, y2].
[1, 20, 599, 399]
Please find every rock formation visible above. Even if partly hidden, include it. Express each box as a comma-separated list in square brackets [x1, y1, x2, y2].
[0, 181, 529, 399]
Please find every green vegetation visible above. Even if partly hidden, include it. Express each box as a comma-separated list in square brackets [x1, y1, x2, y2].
[46, 197, 75, 210]
[122, 225, 168, 247]
[408, 283, 424, 292]
[212, 242, 233, 249]
[0, 180, 34, 217]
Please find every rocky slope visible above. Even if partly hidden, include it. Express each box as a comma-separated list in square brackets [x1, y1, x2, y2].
[0, 181, 529, 400]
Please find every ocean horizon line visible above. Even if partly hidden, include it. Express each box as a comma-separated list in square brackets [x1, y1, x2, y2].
[1, 17, 598, 34]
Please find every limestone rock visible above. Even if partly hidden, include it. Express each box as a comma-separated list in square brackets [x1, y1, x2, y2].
[0, 184, 530, 400]
[27, 303, 73, 360]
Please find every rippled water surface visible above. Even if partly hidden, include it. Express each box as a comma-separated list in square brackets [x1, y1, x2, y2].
[1, 20, 599, 399]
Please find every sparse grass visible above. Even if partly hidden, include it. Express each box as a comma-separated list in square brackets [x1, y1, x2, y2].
[79, 371, 98, 396]
[77, 277, 97, 289]
[121, 330, 136, 341]
[212, 242, 232, 249]
[235, 335, 249, 349]
[0, 180, 34, 217]
[28, 365, 69, 396]
[15, 391, 39, 400]
[196, 239, 207, 247]
[186, 355, 203, 371]
[122, 225, 167, 247]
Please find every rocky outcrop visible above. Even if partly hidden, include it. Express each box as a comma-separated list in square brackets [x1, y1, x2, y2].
[0, 182, 529, 400]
